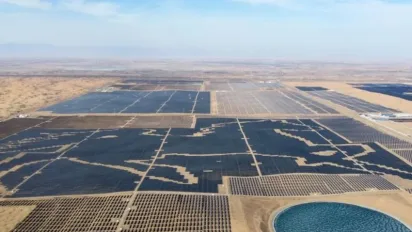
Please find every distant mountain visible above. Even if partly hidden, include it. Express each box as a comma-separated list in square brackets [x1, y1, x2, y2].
[0, 43, 173, 58]
[0, 43, 55, 56]
[0, 43, 253, 59]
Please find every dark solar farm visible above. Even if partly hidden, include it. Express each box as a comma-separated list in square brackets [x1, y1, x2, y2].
[41, 90, 211, 114]
[1, 79, 412, 231]
[353, 83, 412, 102]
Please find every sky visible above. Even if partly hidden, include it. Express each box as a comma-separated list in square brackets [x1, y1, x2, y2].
[1, 0, 412, 61]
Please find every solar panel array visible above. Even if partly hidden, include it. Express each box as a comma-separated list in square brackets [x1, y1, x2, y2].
[112, 80, 202, 91]
[216, 91, 272, 115]
[4, 77, 412, 232]
[206, 82, 233, 91]
[206, 81, 275, 91]
[0, 194, 131, 232]
[3, 117, 412, 198]
[354, 83, 412, 102]
[317, 117, 412, 163]
[229, 174, 399, 196]
[254, 91, 313, 114]
[121, 193, 231, 232]
[229, 82, 259, 91]
[1, 193, 231, 232]
[216, 90, 337, 115]
[300, 89, 397, 113]
[41, 90, 210, 114]
[392, 150, 412, 164]
[254, 82, 284, 89]
[281, 89, 338, 114]
[122, 115, 195, 129]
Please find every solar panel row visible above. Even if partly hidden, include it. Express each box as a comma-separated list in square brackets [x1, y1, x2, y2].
[122, 193, 231, 232]
[229, 174, 399, 196]
[0, 194, 131, 232]
[216, 91, 337, 115]
[301, 89, 397, 113]
[354, 83, 412, 102]
[41, 91, 211, 114]
[0, 192, 231, 232]
[318, 117, 412, 163]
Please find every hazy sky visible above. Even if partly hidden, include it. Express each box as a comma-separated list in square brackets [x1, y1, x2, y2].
[1, 0, 412, 61]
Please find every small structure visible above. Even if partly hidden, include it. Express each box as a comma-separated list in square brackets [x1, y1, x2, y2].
[361, 113, 412, 121]
[17, 114, 28, 118]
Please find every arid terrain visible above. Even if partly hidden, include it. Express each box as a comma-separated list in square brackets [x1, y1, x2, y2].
[0, 77, 116, 119]
[0, 206, 35, 232]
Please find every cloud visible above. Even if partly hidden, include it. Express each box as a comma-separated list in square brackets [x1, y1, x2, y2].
[232, 0, 412, 25]
[232, 0, 291, 6]
[231, 0, 411, 10]
[0, 0, 52, 9]
[0, 0, 138, 21]
[232, 0, 366, 5]
[58, 0, 140, 23]
[61, 0, 119, 17]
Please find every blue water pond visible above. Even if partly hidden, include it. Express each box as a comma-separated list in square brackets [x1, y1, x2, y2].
[274, 202, 411, 232]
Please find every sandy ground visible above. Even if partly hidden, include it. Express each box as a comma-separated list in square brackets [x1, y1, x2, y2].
[285, 81, 412, 113]
[384, 174, 412, 189]
[0, 205, 36, 232]
[210, 91, 218, 115]
[230, 191, 412, 232]
[0, 77, 116, 119]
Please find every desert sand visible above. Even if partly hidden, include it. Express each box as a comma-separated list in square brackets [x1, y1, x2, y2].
[0, 205, 36, 232]
[0, 77, 116, 119]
